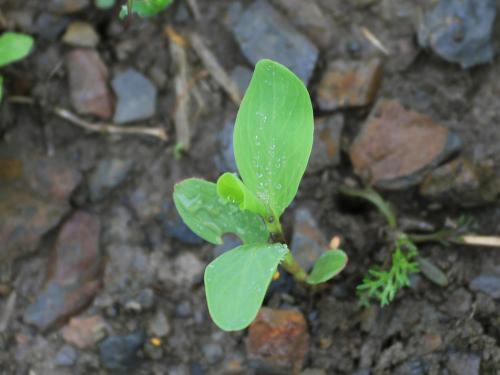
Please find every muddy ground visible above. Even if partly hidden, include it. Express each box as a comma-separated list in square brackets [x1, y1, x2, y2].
[0, 0, 500, 374]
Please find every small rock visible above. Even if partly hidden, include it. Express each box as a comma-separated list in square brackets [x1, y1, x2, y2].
[99, 331, 146, 372]
[49, 0, 89, 14]
[61, 315, 107, 349]
[158, 253, 204, 287]
[112, 68, 157, 123]
[447, 352, 481, 375]
[300, 369, 326, 375]
[419, 157, 498, 207]
[134, 288, 155, 311]
[214, 119, 237, 174]
[88, 158, 133, 201]
[418, 0, 496, 68]
[417, 257, 448, 287]
[148, 310, 171, 337]
[442, 288, 471, 318]
[469, 274, 500, 299]
[24, 211, 101, 331]
[246, 307, 309, 375]
[55, 345, 77, 367]
[290, 208, 327, 272]
[349, 99, 462, 190]
[230, 66, 252, 99]
[160, 201, 203, 245]
[67, 49, 113, 119]
[308, 115, 344, 173]
[175, 300, 192, 318]
[316, 58, 383, 111]
[232, 0, 318, 83]
[202, 343, 224, 365]
[35, 13, 70, 40]
[420, 333, 442, 354]
[62, 21, 99, 48]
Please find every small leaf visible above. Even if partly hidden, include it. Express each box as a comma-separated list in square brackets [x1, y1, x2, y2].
[306, 249, 348, 285]
[119, 0, 173, 18]
[205, 243, 288, 331]
[173, 178, 268, 245]
[234, 59, 314, 218]
[216, 172, 267, 217]
[0, 32, 34, 68]
[95, 0, 115, 8]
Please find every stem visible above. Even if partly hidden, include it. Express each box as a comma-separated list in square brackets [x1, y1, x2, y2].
[408, 228, 454, 244]
[266, 214, 309, 283]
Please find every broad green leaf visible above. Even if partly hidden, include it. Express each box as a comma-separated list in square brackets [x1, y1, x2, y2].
[173, 178, 268, 245]
[0, 75, 3, 103]
[216, 172, 267, 217]
[0, 32, 34, 68]
[119, 0, 173, 18]
[234, 59, 314, 218]
[306, 249, 348, 285]
[205, 243, 288, 331]
[96, 0, 115, 8]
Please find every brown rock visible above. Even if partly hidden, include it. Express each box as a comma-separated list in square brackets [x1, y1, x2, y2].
[24, 211, 102, 331]
[419, 157, 499, 207]
[308, 114, 344, 173]
[246, 307, 309, 375]
[349, 99, 462, 190]
[67, 49, 113, 118]
[62, 315, 107, 348]
[316, 58, 383, 111]
[62, 21, 99, 48]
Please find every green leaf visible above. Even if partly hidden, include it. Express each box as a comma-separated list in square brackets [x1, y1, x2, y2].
[173, 178, 269, 245]
[216, 172, 267, 217]
[306, 249, 348, 285]
[96, 0, 115, 8]
[205, 243, 288, 331]
[0, 75, 3, 103]
[233, 59, 314, 218]
[0, 32, 34, 68]
[119, 0, 173, 18]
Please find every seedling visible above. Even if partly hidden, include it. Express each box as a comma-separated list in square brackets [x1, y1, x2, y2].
[95, 0, 173, 18]
[174, 59, 348, 331]
[0, 32, 34, 103]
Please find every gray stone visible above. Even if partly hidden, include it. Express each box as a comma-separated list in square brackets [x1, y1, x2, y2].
[469, 274, 500, 299]
[112, 69, 157, 123]
[88, 158, 133, 201]
[418, 0, 496, 69]
[307, 115, 344, 173]
[447, 352, 480, 375]
[232, 0, 318, 83]
[99, 331, 146, 372]
[35, 13, 70, 40]
[158, 252, 204, 287]
[230, 65, 252, 98]
[55, 345, 77, 367]
[148, 310, 171, 337]
[202, 343, 224, 364]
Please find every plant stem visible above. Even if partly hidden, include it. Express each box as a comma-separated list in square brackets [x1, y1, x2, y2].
[266, 215, 309, 283]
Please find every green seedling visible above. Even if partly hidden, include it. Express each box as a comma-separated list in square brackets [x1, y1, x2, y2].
[174, 59, 348, 331]
[95, 0, 173, 18]
[0, 32, 34, 103]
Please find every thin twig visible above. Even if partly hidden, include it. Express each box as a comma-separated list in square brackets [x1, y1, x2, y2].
[0, 291, 17, 332]
[188, 32, 242, 105]
[8, 96, 168, 141]
[361, 26, 390, 55]
[459, 235, 500, 248]
[186, 0, 202, 21]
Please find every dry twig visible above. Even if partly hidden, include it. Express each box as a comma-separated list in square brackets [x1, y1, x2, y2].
[361, 26, 390, 55]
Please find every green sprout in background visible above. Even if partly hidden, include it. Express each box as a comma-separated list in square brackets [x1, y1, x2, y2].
[174, 59, 348, 331]
[95, 0, 174, 18]
[0, 32, 34, 103]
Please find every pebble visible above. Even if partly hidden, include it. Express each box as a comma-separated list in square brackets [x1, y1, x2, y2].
[175, 300, 192, 318]
[442, 288, 471, 318]
[290, 208, 327, 272]
[469, 274, 500, 299]
[446, 352, 481, 375]
[300, 369, 326, 375]
[349, 99, 462, 190]
[231, 0, 318, 83]
[61, 315, 107, 349]
[99, 331, 146, 372]
[419, 157, 498, 208]
[316, 58, 383, 111]
[62, 21, 99, 48]
[24, 211, 101, 331]
[246, 307, 309, 374]
[214, 119, 237, 174]
[111, 68, 157, 123]
[158, 252, 204, 288]
[202, 343, 224, 365]
[67, 49, 113, 119]
[160, 201, 203, 245]
[418, 0, 496, 68]
[148, 310, 171, 337]
[35, 13, 70, 40]
[230, 66, 252, 99]
[88, 158, 133, 201]
[55, 345, 77, 367]
[417, 257, 448, 287]
[307, 114, 344, 173]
